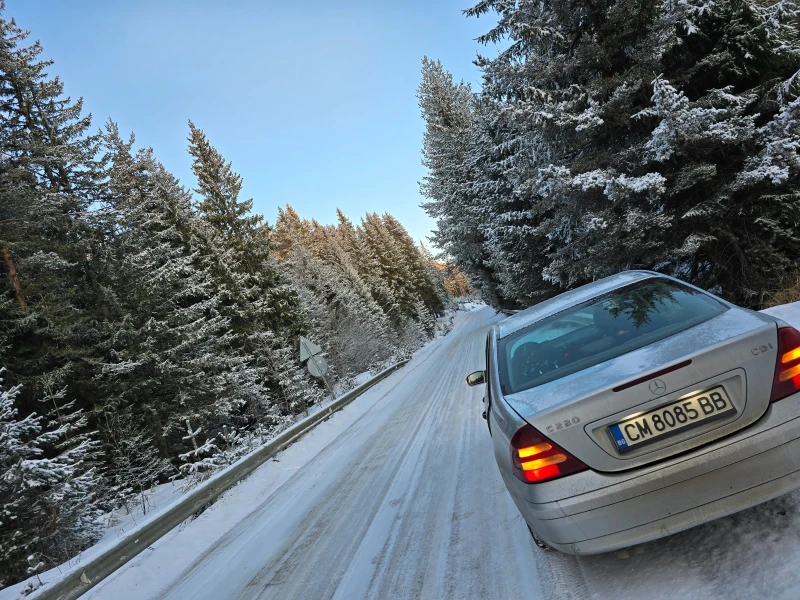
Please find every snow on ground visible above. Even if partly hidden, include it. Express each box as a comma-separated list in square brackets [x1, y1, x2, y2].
[94, 483, 185, 547]
[458, 300, 485, 312]
[1, 370, 386, 600]
[74, 305, 550, 600]
[763, 301, 800, 327]
[12, 300, 800, 600]
[2, 307, 481, 600]
[79, 301, 800, 600]
[0, 482, 188, 600]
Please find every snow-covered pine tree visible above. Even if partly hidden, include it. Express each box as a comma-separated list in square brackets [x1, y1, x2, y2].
[187, 123, 321, 425]
[93, 123, 268, 458]
[417, 57, 509, 307]
[259, 332, 324, 417]
[0, 13, 109, 584]
[424, 0, 800, 308]
[0, 375, 103, 586]
[282, 248, 394, 375]
[272, 208, 394, 375]
[412, 299, 436, 339]
[439, 260, 473, 298]
[272, 205, 311, 260]
[381, 214, 447, 317]
[333, 209, 368, 271]
[359, 212, 419, 321]
[272, 206, 447, 373]
[188, 120, 262, 255]
[0, 4, 106, 410]
[334, 210, 403, 322]
[99, 411, 172, 513]
[187, 120, 305, 338]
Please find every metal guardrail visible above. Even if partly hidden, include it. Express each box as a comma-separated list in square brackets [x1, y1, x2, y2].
[33, 360, 410, 600]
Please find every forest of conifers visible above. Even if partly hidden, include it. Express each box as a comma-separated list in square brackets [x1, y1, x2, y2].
[419, 0, 800, 311]
[0, 8, 469, 586]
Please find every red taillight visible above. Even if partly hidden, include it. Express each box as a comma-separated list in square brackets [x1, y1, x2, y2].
[771, 326, 800, 402]
[510, 424, 588, 484]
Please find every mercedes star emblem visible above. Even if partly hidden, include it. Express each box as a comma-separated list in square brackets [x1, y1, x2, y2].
[649, 379, 667, 395]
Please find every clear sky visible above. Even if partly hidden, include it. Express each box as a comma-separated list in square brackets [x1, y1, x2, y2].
[6, 0, 496, 247]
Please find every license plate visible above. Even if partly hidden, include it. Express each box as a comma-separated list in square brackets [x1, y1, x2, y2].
[608, 386, 735, 454]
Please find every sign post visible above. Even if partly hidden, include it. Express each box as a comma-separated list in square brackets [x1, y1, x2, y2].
[299, 336, 335, 401]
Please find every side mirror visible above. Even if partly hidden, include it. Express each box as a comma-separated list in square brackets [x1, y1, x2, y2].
[466, 370, 486, 386]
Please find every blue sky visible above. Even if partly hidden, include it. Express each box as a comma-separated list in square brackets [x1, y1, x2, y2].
[6, 0, 496, 247]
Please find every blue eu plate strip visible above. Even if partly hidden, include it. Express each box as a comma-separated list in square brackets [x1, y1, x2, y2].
[609, 424, 628, 449]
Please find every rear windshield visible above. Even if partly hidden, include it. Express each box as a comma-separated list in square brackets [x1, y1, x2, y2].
[497, 278, 727, 395]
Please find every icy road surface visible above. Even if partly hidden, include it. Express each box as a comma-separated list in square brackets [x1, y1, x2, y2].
[86, 304, 800, 600]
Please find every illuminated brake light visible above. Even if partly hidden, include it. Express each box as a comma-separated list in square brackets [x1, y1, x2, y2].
[783, 347, 800, 364]
[520, 454, 567, 471]
[780, 364, 800, 383]
[771, 327, 800, 402]
[510, 424, 588, 484]
[518, 442, 552, 458]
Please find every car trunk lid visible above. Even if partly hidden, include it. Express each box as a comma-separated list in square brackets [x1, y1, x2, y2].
[502, 308, 779, 472]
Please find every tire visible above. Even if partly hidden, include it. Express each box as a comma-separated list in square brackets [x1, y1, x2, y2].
[527, 524, 551, 551]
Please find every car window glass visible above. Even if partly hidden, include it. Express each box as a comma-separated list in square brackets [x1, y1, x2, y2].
[498, 279, 727, 394]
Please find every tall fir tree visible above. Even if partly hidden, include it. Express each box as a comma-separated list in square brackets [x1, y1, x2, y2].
[93, 123, 269, 459]
[421, 0, 800, 308]
[187, 121, 304, 336]
[417, 57, 509, 306]
[0, 6, 106, 405]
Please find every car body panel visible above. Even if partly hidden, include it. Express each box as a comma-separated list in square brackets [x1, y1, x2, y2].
[496, 391, 800, 554]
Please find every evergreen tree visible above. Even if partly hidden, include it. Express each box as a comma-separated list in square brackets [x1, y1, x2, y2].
[187, 121, 305, 336]
[334, 210, 402, 321]
[272, 205, 310, 260]
[359, 212, 418, 320]
[283, 248, 394, 375]
[95, 123, 270, 455]
[188, 120, 261, 252]
[417, 57, 509, 306]
[0, 6, 106, 406]
[0, 375, 102, 586]
[382, 214, 447, 316]
[261, 333, 324, 416]
[422, 0, 800, 308]
[99, 411, 172, 513]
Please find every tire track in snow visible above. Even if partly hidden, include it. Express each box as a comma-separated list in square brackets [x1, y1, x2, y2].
[238, 340, 460, 599]
[85, 308, 593, 600]
[155, 310, 492, 600]
[151, 336, 450, 597]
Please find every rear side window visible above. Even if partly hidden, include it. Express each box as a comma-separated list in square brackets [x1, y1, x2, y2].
[497, 278, 727, 394]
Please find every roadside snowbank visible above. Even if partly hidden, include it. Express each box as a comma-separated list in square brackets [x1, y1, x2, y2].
[762, 301, 800, 327]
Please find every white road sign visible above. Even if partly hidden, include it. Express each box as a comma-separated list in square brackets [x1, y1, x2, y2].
[307, 354, 329, 378]
[299, 336, 323, 362]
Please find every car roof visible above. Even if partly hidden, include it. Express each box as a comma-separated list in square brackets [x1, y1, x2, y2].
[496, 270, 661, 339]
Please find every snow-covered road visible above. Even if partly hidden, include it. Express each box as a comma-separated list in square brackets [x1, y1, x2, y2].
[85, 304, 800, 600]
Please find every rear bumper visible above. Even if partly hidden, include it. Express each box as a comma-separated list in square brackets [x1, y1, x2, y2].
[505, 392, 800, 555]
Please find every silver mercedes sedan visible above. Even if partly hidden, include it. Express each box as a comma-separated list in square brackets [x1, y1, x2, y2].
[467, 270, 800, 555]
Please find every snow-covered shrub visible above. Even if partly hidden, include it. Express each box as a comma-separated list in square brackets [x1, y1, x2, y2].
[0, 376, 103, 586]
[99, 412, 173, 514]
